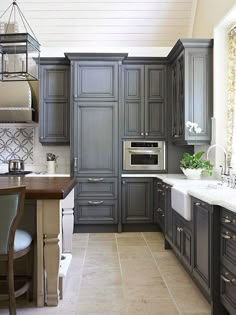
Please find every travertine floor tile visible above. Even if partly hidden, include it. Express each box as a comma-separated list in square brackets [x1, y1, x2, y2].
[142, 232, 164, 241]
[81, 267, 122, 286]
[118, 245, 153, 260]
[84, 252, 119, 267]
[146, 240, 166, 253]
[124, 282, 170, 300]
[128, 298, 179, 315]
[159, 264, 195, 288]
[7, 232, 211, 315]
[88, 233, 116, 241]
[117, 237, 146, 247]
[170, 286, 211, 313]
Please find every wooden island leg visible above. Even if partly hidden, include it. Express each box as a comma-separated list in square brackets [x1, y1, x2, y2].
[42, 200, 61, 306]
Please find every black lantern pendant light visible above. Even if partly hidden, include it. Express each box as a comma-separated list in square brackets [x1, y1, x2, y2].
[0, 0, 40, 81]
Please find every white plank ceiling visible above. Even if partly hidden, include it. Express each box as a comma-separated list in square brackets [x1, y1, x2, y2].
[0, 0, 197, 48]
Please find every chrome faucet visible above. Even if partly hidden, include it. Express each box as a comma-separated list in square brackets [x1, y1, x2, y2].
[206, 144, 228, 175]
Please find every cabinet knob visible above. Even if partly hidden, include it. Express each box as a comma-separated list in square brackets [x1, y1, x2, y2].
[145, 132, 148, 136]
[74, 94, 78, 98]
[195, 202, 201, 206]
[122, 180, 126, 184]
[40, 136, 44, 140]
[141, 132, 144, 136]
[74, 157, 78, 172]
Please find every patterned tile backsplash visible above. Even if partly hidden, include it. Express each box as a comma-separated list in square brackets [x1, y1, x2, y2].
[0, 124, 70, 173]
[0, 126, 34, 163]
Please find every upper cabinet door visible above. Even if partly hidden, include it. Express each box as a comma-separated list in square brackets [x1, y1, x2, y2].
[74, 102, 118, 176]
[40, 64, 70, 144]
[145, 65, 167, 138]
[42, 66, 68, 100]
[185, 48, 213, 143]
[122, 65, 145, 138]
[73, 61, 118, 101]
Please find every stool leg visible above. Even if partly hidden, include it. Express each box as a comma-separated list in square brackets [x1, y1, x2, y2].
[8, 259, 16, 315]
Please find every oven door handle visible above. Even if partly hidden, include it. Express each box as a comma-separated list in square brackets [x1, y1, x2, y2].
[128, 149, 160, 154]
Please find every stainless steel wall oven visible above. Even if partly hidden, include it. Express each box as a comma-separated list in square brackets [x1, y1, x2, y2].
[123, 140, 166, 171]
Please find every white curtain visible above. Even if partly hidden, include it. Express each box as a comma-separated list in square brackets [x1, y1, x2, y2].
[227, 27, 236, 168]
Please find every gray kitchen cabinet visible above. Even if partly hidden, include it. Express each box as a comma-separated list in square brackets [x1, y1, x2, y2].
[73, 102, 118, 177]
[164, 184, 173, 243]
[122, 64, 166, 139]
[169, 39, 213, 145]
[121, 178, 153, 223]
[39, 59, 70, 144]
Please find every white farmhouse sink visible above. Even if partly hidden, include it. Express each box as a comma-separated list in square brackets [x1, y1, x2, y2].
[171, 187, 191, 221]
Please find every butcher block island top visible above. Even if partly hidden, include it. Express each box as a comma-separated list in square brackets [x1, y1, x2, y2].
[0, 176, 77, 199]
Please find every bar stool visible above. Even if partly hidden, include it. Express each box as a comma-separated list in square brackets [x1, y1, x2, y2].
[0, 186, 33, 315]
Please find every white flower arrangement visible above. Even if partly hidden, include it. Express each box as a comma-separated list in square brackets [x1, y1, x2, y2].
[186, 121, 202, 134]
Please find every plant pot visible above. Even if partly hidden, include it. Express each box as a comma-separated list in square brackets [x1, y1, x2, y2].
[181, 168, 202, 180]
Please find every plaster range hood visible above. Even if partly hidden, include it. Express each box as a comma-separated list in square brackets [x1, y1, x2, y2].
[0, 80, 38, 122]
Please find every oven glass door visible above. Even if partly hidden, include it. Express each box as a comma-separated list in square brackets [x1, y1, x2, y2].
[131, 153, 158, 166]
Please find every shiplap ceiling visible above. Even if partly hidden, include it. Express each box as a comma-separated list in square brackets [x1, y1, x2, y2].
[0, 0, 197, 48]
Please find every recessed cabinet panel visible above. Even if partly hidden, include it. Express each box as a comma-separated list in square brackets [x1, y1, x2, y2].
[186, 50, 212, 143]
[74, 61, 118, 101]
[75, 102, 118, 176]
[146, 66, 165, 100]
[44, 68, 68, 99]
[125, 67, 143, 100]
[43, 101, 69, 140]
[124, 101, 142, 136]
[146, 101, 165, 137]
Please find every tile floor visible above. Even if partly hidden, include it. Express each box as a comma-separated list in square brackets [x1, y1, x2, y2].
[0, 232, 211, 315]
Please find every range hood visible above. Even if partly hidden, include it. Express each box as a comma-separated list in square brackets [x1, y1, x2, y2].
[0, 80, 38, 122]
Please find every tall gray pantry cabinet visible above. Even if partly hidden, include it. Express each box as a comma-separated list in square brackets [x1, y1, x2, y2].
[66, 54, 127, 227]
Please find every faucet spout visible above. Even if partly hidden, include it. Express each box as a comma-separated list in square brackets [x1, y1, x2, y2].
[206, 144, 228, 175]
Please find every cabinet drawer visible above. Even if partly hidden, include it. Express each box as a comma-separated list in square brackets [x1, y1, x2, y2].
[220, 267, 236, 315]
[221, 209, 236, 232]
[76, 178, 117, 199]
[74, 200, 118, 224]
[221, 226, 236, 276]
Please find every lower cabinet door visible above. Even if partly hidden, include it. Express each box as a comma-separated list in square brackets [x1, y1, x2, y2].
[121, 178, 153, 223]
[74, 200, 118, 224]
[192, 201, 211, 296]
[182, 227, 192, 270]
[220, 267, 236, 315]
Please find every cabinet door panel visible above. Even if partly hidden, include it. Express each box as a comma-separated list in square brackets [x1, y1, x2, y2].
[41, 101, 69, 142]
[193, 203, 210, 294]
[74, 61, 118, 101]
[145, 66, 165, 100]
[122, 178, 153, 223]
[74, 102, 118, 176]
[220, 226, 236, 276]
[173, 214, 182, 254]
[182, 228, 192, 270]
[42, 66, 68, 100]
[124, 67, 144, 100]
[145, 101, 165, 137]
[124, 101, 142, 137]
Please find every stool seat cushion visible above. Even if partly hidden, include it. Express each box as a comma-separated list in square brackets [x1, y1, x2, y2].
[14, 230, 32, 253]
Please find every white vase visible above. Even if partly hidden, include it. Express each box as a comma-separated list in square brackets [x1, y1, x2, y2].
[181, 168, 202, 180]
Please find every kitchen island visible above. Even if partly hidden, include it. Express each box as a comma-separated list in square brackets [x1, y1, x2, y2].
[0, 176, 77, 307]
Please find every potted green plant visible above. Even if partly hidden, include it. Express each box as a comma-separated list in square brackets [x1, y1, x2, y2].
[180, 151, 213, 179]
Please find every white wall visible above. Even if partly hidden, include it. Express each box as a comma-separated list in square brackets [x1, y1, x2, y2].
[192, 0, 236, 38]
